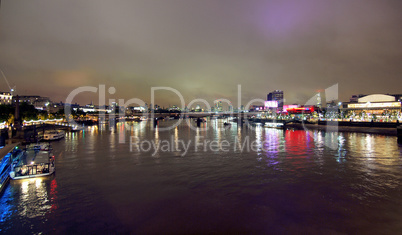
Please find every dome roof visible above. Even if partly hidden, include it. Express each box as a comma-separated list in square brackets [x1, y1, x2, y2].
[358, 94, 395, 103]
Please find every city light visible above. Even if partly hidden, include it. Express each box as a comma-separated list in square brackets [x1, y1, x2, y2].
[264, 101, 278, 108]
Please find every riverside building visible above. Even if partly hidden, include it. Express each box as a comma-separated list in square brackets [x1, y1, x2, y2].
[342, 94, 401, 121]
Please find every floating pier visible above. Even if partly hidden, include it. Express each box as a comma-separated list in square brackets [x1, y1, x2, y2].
[0, 143, 20, 194]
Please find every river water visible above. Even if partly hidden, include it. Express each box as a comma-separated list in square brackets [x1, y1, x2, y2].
[1, 119, 402, 234]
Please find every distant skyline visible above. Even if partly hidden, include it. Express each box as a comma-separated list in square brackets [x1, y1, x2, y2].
[1, 0, 401, 107]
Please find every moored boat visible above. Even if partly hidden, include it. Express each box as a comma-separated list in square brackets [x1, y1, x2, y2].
[264, 122, 285, 129]
[43, 130, 65, 141]
[9, 149, 55, 180]
[71, 125, 84, 132]
[26, 142, 52, 151]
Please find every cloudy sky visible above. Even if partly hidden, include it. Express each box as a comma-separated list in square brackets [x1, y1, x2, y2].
[0, 0, 401, 107]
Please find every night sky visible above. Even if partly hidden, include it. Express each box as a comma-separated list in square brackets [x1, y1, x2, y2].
[0, 0, 401, 107]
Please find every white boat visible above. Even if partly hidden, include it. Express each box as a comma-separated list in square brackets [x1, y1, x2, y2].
[264, 122, 284, 129]
[9, 149, 55, 180]
[71, 125, 84, 132]
[26, 143, 52, 151]
[43, 130, 65, 140]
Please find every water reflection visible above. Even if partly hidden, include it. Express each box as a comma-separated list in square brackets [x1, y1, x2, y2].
[0, 188, 13, 224]
[285, 130, 310, 155]
[262, 129, 281, 167]
[336, 134, 347, 163]
[312, 131, 325, 161]
[2, 120, 402, 234]
[174, 127, 179, 151]
[154, 126, 159, 143]
[49, 178, 58, 213]
[118, 122, 125, 144]
[109, 124, 116, 153]
[18, 178, 55, 219]
[284, 130, 313, 171]
[254, 124, 263, 155]
[263, 129, 281, 153]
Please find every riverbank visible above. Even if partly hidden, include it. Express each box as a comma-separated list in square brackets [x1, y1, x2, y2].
[286, 123, 398, 136]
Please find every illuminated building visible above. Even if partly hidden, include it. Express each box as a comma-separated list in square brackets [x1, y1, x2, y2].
[343, 94, 402, 120]
[285, 106, 315, 114]
[251, 105, 265, 111]
[349, 94, 366, 103]
[264, 101, 278, 109]
[389, 94, 402, 102]
[0, 92, 12, 104]
[215, 101, 223, 112]
[351, 93, 402, 103]
[267, 90, 284, 109]
[283, 105, 299, 112]
[13, 95, 51, 108]
[317, 93, 322, 108]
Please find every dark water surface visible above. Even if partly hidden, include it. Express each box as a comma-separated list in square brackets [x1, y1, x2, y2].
[1, 120, 402, 234]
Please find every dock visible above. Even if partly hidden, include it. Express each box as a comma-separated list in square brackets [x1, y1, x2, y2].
[0, 143, 20, 194]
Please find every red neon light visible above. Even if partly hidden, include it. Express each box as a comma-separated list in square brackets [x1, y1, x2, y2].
[283, 105, 298, 110]
[286, 106, 315, 113]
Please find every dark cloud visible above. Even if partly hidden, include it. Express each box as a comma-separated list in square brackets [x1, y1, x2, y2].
[1, 0, 401, 106]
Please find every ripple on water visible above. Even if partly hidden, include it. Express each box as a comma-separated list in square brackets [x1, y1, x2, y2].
[1, 122, 402, 233]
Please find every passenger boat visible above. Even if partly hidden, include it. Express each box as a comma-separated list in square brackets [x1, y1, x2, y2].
[43, 130, 65, 140]
[264, 122, 285, 129]
[9, 149, 55, 180]
[26, 143, 52, 151]
[71, 125, 84, 132]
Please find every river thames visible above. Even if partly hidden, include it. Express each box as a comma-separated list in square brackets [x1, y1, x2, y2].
[1, 119, 402, 234]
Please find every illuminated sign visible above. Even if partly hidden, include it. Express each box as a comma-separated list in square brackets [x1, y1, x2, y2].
[286, 106, 315, 114]
[265, 101, 278, 108]
[283, 105, 299, 111]
[347, 102, 401, 109]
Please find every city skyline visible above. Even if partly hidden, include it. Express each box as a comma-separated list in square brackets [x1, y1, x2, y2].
[0, 0, 401, 106]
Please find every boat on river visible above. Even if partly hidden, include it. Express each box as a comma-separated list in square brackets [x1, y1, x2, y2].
[42, 130, 65, 141]
[26, 142, 52, 151]
[264, 122, 285, 129]
[71, 125, 84, 132]
[9, 149, 55, 180]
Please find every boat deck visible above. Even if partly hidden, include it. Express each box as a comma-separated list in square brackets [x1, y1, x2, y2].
[18, 150, 51, 166]
[12, 150, 54, 179]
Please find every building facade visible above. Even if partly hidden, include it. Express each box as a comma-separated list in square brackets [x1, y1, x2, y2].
[0, 92, 12, 105]
[267, 90, 284, 109]
[13, 95, 51, 108]
[343, 94, 401, 121]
